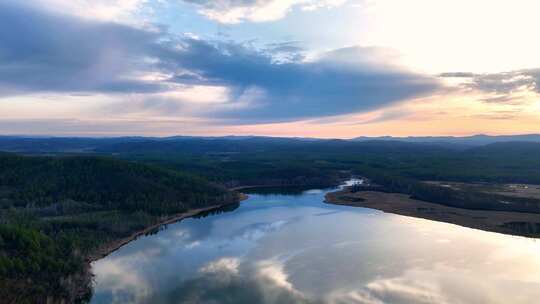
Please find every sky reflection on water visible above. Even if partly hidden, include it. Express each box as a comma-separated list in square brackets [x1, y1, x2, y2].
[91, 185, 540, 304]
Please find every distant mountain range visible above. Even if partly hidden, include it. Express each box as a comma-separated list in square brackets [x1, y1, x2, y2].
[1, 134, 540, 153]
[352, 134, 540, 146]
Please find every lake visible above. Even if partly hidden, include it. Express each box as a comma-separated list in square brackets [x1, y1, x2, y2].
[91, 180, 540, 304]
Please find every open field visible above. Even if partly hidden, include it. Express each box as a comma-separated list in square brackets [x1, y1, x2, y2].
[425, 181, 540, 200]
[325, 188, 540, 238]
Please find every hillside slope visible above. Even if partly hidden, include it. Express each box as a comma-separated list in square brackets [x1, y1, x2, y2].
[0, 154, 240, 303]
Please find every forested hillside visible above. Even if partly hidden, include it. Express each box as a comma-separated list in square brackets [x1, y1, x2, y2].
[351, 142, 540, 184]
[104, 139, 540, 214]
[0, 153, 232, 213]
[0, 153, 240, 303]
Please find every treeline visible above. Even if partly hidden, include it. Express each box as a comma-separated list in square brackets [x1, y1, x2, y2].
[117, 141, 540, 186]
[95, 140, 540, 216]
[0, 153, 241, 303]
[122, 152, 349, 188]
[110, 141, 540, 214]
[348, 142, 540, 185]
[2, 136, 540, 185]
[0, 154, 236, 214]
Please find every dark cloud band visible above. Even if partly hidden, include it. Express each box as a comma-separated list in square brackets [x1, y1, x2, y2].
[0, 0, 441, 123]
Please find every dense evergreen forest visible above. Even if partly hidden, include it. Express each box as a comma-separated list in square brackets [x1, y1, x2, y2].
[1, 136, 540, 302]
[100, 138, 540, 185]
[104, 139, 540, 213]
[0, 153, 239, 303]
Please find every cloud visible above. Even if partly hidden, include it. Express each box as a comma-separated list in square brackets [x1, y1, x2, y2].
[439, 69, 540, 105]
[0, 118, 206, 136]
[479, 95, 523, 104]
[161, 42, 440, 123]
[92, 255, 153, 303]
[468, 70, 538, 95]
[0, 0, 440, 125]
[28, 0, 147, 22]
[264, 41, 306, 63]
[353, 109, 412, 125]
[181, 0, 347, 23]
[438, 72, 475, 78]
[0, 1, 165, 95]
[200, 257, 241, 275]
[441, 69, 539, 96]
[146, 257, 314, 304]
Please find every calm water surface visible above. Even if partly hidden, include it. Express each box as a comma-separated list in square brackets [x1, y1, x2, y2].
[91, 181, 540, 304]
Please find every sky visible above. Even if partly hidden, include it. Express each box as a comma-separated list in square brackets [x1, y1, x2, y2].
[1, 0, 539, 138]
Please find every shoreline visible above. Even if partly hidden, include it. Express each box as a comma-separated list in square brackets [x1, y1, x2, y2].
[85, 182, 334, 267]
[72, 205, 233, 302]
[325, 188, 540, 238]
[88, 190, 250, 263]
[86, 203, 240, 263]
[87, 181, 336, 263]
[227, 175, 348, 193]
[80, 182, 338, 301]
[229, 183, 340, 192]
[78, 193, 250, 302]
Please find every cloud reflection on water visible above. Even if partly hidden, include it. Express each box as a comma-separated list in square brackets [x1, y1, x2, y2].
[91, 189, 540, 304]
